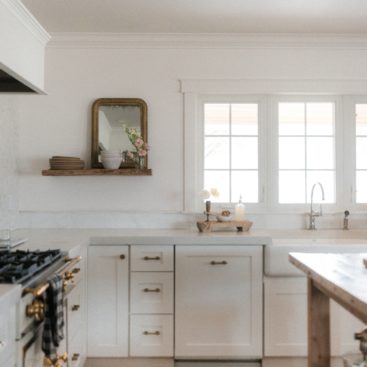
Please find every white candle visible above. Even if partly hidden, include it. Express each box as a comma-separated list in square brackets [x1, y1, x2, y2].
[234, 197, 245, 221]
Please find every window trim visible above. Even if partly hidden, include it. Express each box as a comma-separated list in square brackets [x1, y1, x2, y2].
[269, 95, 343, 213]
[184, 94, 267, 213]
[344, 96, 367, 211]
[183, 88, 365, 215]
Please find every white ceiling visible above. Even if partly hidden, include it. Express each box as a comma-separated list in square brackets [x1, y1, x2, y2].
[21, 0, 367, 34]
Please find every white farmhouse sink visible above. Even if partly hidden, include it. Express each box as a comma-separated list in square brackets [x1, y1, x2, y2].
[265, 236, 367, 276]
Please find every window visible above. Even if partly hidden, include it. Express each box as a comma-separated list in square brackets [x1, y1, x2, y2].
[203, 102, 259, 203]
[277, 101, 336, 204]
[356, 104, 367, 203]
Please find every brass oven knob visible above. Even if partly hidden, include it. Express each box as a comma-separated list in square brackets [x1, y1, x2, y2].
[54, 353, 68, 367]
[64, 271, 75, 281]
[26, 299, 45, 321]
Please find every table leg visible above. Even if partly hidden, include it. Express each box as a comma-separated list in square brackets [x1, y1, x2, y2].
[308, 278, 330, 367]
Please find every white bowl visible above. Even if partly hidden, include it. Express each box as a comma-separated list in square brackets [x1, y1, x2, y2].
[101, 157, 122, 169]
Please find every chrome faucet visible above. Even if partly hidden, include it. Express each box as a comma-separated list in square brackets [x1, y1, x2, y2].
[309, 182, 325, 230]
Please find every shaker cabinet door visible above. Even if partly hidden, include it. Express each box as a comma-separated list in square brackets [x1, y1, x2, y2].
[87, 245, 129, 357]
[175, 245, 263, 359]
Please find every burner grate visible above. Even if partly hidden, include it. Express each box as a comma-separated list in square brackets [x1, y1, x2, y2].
[0, 249, 62, 284]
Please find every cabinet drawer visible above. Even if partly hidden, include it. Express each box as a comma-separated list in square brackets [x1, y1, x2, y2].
[0, 303, 15, 365]
[130, 315, 173, 357]
[67, 285, 83, 341]
[131, 272, 173, 314]
[131, 246, 173, 271]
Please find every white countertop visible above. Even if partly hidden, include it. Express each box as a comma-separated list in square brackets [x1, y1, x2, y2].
[1, 227, 367, 304]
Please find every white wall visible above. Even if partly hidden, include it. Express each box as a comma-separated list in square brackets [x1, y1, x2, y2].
[14, 37, 367, 228]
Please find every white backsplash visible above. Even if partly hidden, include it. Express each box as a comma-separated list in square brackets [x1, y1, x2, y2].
[15, 210, 367, 230]
[0, 96, 19, 230]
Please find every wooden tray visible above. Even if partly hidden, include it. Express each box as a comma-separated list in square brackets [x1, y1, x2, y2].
[197, 220, 253, 233]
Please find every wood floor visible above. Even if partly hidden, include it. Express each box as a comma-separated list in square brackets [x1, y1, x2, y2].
[85, 359, 260, 367]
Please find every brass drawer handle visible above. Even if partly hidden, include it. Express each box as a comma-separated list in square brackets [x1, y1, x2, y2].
[210, 260, 228, 265]
[143, 288, 161, 293]
[120, 254, 125, 260]
[143, 256, 161, 261]
[71, 304, 80, 311]
[71, 353, 80, 361]
[143, 331, 160, 336]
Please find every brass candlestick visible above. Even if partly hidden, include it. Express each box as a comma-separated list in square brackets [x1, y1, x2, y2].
[205, 200, 211, 222]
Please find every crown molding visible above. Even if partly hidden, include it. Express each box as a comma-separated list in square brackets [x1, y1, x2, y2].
[180, 78, 367, 95]
[48, 32, 367, 49]
[2, 0, 50, 45]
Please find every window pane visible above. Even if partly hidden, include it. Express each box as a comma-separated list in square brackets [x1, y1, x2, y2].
[279, 137, 305, 169]
[231, 104, 258, 135]
[205, 137, 229, 169]
[356, 104, 367, 136]
[204, 170, 230, 203]
[307, 171, 335, 204]
[306, 103, 334, 136]
[307, 137, 334, 169]
[279, 171, 306, 203]
[356, 137, 367, 169]
[231, 171, 258, 203]
[356, 171, 367, 203]
[204, 104, 230, 135]
[231, 137, 258, 169]
[279, 103, 305, 136]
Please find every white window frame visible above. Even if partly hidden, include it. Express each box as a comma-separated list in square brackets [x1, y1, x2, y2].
[269, 95, 343, 213]
[184, 94, 267, 213]
[343, 96, 367, 211]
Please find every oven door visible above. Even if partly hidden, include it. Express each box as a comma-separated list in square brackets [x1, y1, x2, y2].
[21, 323, 44, 367]
[20, 301, 67, 367]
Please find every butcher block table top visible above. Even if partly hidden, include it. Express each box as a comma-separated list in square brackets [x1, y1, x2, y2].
[289, 252, 367, 367]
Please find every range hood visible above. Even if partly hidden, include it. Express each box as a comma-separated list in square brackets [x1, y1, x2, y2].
[0, 69, 36, 93]
[0, 0, 50, 94]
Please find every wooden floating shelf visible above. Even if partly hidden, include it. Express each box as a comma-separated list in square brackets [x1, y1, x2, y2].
[42, 168, 152, 176]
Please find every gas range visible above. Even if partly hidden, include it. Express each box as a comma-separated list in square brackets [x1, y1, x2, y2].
[0, 248, 82, 367]
[0, 249, 63, 285]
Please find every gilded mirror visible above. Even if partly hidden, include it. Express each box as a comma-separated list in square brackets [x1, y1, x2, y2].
[91, 98, 148, 168]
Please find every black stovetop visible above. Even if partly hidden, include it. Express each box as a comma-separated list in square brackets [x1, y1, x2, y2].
[0, 249, 62, 284]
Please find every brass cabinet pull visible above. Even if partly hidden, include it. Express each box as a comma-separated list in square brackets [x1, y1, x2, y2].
[143, 330, 160, 336]
[143, 288, 161, 293]
[143, 256, 161, 261]
[71, 304, 80, 311]
[210, 260, 228, 265]
[120, 254, 126, 260]
[71, 353, 80, 361]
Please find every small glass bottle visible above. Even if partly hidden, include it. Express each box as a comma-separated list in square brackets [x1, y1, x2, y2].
[234, 196, 245, 221]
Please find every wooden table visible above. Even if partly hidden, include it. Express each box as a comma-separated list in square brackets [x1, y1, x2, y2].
[289, 252, 367, 367]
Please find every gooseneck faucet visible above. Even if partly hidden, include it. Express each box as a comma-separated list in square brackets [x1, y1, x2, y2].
[309, 182, 325, 230]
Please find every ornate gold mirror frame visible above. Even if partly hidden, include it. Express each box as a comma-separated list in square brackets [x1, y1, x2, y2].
[91, 98, 148, 169]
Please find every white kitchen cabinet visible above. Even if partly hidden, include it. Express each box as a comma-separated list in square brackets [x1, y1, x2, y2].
[264, 277, 364, 357]
[130, 272, 174, 314]
[131, 246, 174, 271]
[175, 245, 263, 359]
[130, 315, 174, 357]
[87, 245, 129, 357]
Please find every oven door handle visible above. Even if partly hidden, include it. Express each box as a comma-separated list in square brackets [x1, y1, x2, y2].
[23, 256, 82, 297]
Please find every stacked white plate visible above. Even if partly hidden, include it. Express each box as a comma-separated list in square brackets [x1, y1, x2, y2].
[101, 150, 123, 169]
